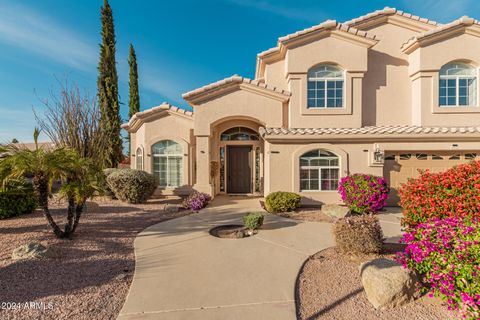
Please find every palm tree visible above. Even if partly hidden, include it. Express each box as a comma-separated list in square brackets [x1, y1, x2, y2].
[0, 128, 101, 238]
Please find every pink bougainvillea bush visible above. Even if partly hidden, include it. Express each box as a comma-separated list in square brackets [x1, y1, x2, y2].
[396, 217, 480, 320]
[399, 161, 480, 227]
[182, 192, 211, 211]
[338, 174, 389, 214]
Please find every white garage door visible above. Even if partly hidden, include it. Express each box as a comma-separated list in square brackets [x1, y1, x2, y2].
[383, 152, 478, 206]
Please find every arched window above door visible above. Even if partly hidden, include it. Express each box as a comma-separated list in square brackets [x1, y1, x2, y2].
[220, 127, 259, 141]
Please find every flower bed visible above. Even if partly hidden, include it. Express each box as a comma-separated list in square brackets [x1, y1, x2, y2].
[396, 217, 480, 319]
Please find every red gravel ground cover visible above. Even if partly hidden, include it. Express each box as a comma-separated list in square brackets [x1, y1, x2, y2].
[297, 245, 458, 320]
[0, 197, 189, 320]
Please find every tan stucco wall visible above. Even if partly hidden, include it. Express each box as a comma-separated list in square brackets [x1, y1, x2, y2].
[264, 141, 381, 205]
[193, 89, 285, 136]
[361, 22, 414, 126]
[408, 32, 480, 126]
[264, 139, 480, 205]
[130, 113, 195, 196]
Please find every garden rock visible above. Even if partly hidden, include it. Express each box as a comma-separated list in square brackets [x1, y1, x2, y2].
[321, 204, 350, 218]
[12, 242, 49, 260]
[164, 204, 180, 213]
[360, 258, 418, 309]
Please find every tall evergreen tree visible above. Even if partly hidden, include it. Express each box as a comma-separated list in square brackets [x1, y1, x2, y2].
[128, 44, 140, 119]
[97, 0, 122, 168]
[128, 44, 140, 156]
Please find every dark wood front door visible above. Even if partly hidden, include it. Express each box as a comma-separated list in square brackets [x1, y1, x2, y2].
[227, 146, 252, 193]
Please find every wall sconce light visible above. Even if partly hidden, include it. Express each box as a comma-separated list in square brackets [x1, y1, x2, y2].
[370, 144, 385, 166]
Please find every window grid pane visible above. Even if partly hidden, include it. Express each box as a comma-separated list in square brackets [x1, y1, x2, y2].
[300, 150, 339, 191]
[152, 140, 183, 187]
[308, 65, 344, 109]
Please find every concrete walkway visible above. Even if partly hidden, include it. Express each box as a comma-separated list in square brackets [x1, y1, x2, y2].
[118, 196, 403, 320]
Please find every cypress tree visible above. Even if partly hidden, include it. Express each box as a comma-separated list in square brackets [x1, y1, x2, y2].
[128, 44, 140, 156]
[97, 0, 122, 168]
[128, 44, 140, 119]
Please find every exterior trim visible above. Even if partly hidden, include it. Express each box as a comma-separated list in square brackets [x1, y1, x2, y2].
[344, 7, 439, 31]
[182, 75, 291, 105]
[255, 20, 378, 79]
[122, 102, 193, 133]
[402, 16, 480, 54]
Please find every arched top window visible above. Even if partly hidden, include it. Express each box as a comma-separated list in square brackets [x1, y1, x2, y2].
[152, 140, 183, 187]
[135, 146, 143, 170]
[152, 140, 183, 155]
[308, 65, 344, 109]
[300, 150, 339, 191]
[439, 62, 477, 107]
[220, 127, 259, 141]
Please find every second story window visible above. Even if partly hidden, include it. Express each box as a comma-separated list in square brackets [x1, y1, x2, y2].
[439, 63, 477, 107]
[307, 65, 344, 108]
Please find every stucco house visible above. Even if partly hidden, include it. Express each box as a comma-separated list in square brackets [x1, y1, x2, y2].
[122, 7, 480, 206]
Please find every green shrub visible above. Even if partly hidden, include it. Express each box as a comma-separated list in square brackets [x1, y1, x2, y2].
[0, 179, 37, 219]
[332, 214, 384, 255]
[265, 191, 301, 213]
[106, 169, 157, 204]
[102, 168, 118, 199]
[243, 212, 264, 230]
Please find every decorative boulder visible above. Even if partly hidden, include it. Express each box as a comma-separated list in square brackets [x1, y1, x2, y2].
[360, 258, 418, 309]
[321, 204, 350, 218]
[12, 242, 49, 260]
[164, 204, 180, 213]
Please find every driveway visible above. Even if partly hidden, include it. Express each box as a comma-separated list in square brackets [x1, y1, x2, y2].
[117, 197, 403, 320]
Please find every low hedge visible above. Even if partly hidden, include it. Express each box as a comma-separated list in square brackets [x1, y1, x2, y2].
[0, 180, 37, 219]
[106, 169, 157, 204]
[265, 191, 301, 213]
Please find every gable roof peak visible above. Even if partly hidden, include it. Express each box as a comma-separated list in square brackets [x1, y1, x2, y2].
[344, 7, 440, 30]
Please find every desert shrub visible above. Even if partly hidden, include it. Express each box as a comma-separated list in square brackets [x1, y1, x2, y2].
[182, 191, 211, 211]
[106, 169, 157, 203]
[332, 214, 384, 255]
[265, 191, 301, 213]
[0, 179, 37, 219]
[396, 217, 480, 319]
[102, 168, 118, 199]
[243, 212, 264, 230]
[338, 174, 389, 214]
[399, 161, 480, 227]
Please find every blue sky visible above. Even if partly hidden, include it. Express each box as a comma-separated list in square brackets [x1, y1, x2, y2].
[0, 0, 478, 142]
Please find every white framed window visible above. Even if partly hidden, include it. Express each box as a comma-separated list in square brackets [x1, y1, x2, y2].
[152, 140, 183, 187]
[300, 150, 339, 191]
[307, 65, 344, 108]
[439, 63, 477, 107]
[136, 147, 143, 170]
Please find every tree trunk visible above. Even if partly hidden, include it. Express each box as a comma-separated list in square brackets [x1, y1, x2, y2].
[71, 199, 85, 234]
[32, 173, 65, 238]
[63, 196, 76, 237]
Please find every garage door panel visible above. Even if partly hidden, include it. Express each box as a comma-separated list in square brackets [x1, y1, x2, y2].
[384, 152, 477, 206]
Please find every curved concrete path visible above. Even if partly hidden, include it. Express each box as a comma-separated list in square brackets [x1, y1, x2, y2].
[118, 197, 403, 320]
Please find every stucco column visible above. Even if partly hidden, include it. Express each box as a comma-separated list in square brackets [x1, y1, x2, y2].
[193, 135, 213, 196]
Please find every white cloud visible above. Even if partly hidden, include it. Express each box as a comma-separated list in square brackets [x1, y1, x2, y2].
[0, 3, 97, 71]
[226, 0, 327, 22]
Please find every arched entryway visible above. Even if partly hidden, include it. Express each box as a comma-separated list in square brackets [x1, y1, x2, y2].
[211, 118, 264, 195]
